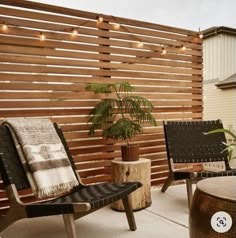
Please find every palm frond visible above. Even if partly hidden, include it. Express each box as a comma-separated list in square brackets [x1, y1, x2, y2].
[204, 128, 236, 161]
[86, 82, 134, 95]
[103, 118, 142, 141]
[116, 82, 134, 93]
[123, 96, 153, 111]
[204, 128, 236, 140]
[122, 96, 157, 125]
[88, 99, 117, 135]
[86, 83, 113, 94]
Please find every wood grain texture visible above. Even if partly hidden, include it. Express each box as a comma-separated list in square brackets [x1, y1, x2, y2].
[0, 0, 203, 212]
[111, 158, 151, 211]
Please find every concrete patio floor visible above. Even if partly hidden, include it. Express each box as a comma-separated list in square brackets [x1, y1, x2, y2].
[1, 184, 193, 238]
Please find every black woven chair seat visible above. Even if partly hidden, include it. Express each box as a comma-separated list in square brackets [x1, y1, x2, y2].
[173, 169, 236, 180]
[26, 182, 141, 217]
[196, 169, 236, 178]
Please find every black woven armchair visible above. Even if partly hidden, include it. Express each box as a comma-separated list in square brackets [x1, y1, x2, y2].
[0, 124, 142, 238]
[161, 120, 236, 208]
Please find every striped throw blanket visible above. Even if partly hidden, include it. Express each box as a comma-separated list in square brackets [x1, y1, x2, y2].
[4, 118, 79, 199]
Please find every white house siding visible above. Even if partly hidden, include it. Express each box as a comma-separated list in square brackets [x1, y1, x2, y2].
[203, 34, 236, 82]
[203, 82, 236, 133]
[203, 35, 221, 81]
[203, 31, 236, 133]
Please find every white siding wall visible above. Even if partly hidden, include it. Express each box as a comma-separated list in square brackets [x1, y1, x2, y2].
[203, 35, 221, 81]
[203, 33, 236, 132]
[203, 34, 236, 81]
[204, 83, 236, 133]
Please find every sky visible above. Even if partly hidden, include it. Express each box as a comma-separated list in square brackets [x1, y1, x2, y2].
[30, 0, 236, 31]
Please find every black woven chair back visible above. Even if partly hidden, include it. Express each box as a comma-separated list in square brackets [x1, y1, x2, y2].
[0, 125, 30, 190]
[163, 120, 228, 164]
[0, 123, 79, 190]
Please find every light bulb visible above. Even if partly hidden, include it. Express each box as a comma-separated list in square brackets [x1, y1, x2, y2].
[198, 27, 203, 39]
[137, 41, 144, 48]
[40, 32, 46, 41]
[181, 45, 186, 51]
[72, 28, 78, 36]
[113, 23, 120, 30]
[161, 48, 167, 54]
[97, 16, 103, 23]
[1, 23, 8, 31]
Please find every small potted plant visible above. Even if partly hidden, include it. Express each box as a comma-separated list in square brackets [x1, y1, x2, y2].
[85, 82, 157, 161]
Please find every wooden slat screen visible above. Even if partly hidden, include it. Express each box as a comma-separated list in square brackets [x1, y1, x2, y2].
[0, 0, 202, 211]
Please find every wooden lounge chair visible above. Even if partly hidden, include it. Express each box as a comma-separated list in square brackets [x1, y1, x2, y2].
[0, 123, 142, 238]
[161, 119, 236, 208]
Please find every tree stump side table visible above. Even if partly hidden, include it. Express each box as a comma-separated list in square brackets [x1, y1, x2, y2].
[111, 158, 151, 211]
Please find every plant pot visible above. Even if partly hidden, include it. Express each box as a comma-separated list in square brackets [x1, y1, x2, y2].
[121, 144, 139, 161]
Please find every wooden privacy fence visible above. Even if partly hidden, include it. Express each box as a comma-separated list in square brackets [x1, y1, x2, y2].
[0, 0, 202, 210]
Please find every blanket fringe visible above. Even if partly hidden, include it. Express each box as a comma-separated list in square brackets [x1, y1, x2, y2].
[36, 180, 79, 199]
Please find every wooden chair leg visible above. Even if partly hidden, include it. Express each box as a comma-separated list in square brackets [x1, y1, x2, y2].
[0, 185, 27, 232]
[161, 175, 173, 192]
[186, 178, 193, 209]
[122, 196, 137, 231]
[63, 214, 77, 238]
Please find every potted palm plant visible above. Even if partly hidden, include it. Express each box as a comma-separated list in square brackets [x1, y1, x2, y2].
[85, 82, 157, 161]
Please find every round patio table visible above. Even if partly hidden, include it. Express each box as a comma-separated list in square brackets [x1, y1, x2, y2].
[189, 176, 236, 238]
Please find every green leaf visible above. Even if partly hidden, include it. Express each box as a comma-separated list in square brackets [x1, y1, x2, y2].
[103, 118, 142, 141]
[85, 82, 134, 95]
[204, 128, 236, 140]
[85, 83, 113, 94]
[204, 128, 236, 161]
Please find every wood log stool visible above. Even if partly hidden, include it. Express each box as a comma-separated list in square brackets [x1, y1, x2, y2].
[111, 158, 151, 211]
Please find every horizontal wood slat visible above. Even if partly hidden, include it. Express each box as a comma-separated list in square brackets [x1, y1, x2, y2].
[0, 0, 203, 213]
[0, 44, 203, 69]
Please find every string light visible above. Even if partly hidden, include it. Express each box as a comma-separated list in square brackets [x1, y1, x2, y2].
[1, 22, 8, 31]
[199, 33, 203, 39]
[113, 23, 120, 30]
[71, 28, 78, 36]
[97, 16, 104, 24]
[181, 45, 186, 51]
[1, 20, 201, 55]
[198, 27, 203, 39]
[136, 41, 144, 48]
[161, 48, 167, 55]
[40, 32, 46, 41]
